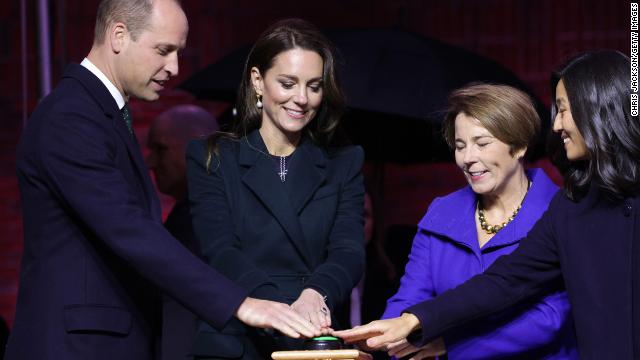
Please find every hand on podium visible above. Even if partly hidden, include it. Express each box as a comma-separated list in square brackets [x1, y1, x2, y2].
[291, 288, 332, 331]
[331, 313, 421, 350]
[236, 297, 322, 338]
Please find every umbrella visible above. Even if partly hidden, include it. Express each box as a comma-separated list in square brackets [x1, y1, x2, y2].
[180, 29, 549, 162]
[180, 45, 249, 103]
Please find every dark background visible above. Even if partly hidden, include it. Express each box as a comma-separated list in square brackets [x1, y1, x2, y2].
[0, 0, 630, 327]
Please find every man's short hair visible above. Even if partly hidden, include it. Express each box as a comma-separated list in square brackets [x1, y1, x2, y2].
[93, 0, 154, 44]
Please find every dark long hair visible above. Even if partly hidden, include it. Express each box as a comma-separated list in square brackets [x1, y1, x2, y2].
[236, 18, 344, 142]
[550, 50, 640, 200]
[205, 19, 345, 171]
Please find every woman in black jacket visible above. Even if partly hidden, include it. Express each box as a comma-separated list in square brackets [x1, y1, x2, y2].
[187, 19, 365, 359]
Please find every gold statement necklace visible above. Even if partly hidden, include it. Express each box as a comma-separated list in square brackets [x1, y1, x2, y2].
[478, 180, 531, 235]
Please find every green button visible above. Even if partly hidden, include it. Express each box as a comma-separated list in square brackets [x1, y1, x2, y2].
[312, 336, 339, 341]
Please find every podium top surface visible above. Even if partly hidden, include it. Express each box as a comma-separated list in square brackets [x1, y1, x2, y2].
[271, 349, 372, 360]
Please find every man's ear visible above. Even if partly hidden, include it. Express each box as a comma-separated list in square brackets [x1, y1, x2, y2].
[250, 67, 263, 96]
[109, 22, 129, 54]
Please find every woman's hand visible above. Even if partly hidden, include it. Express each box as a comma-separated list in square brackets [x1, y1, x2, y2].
[387, 339, 420, 358]
[332, 313, 421, 349]
[235, 297, 322, 338]
[291, 288, 331, 330]
[388, 337, 446, 359]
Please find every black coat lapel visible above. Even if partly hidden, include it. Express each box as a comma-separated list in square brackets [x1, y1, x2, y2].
[114, 123, 162, 222]
[286, 138, 327, 214]
[238, 131, 317, 268]
[66, 64, 161, 222]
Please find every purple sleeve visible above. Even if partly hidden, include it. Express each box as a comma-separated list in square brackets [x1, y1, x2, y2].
[443, 290, 575, 358]
[404, 194, 564, 347]
[382, 210, 437, 319]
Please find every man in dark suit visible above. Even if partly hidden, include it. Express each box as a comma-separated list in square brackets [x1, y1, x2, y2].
[7, 1, 319, 359]
[146, 105, 219, 360]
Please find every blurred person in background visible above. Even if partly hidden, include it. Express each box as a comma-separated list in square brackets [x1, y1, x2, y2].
[146, 104, 219, 360]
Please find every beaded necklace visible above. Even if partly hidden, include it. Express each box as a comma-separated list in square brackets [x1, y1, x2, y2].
[477, 180, 531, 234]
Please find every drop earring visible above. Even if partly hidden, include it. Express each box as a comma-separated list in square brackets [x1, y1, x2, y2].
[256, 94, 263, 109]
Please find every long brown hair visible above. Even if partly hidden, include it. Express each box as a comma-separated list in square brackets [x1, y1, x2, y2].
[206, 18, 345, 171]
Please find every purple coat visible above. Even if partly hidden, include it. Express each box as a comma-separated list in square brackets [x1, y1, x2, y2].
[383, 169, 578, 359]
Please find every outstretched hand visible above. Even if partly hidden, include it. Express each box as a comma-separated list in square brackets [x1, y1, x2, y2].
[332, 313, 421, 349]
[235, 297, 322, 338]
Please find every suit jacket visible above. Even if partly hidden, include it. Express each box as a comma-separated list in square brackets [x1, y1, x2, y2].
[7, 64, 247, 360]
[407, 182, 640, 359]
[161, 199, 201, 360]
[384, 169, 577, 359]
[186, 130, 365, 358]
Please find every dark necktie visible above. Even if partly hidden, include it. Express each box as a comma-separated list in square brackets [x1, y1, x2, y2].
[121, 104, 133, 135]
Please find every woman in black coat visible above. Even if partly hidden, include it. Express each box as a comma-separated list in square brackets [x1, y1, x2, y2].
[335, 50, 640, 360]
[186, 19, 365, 359]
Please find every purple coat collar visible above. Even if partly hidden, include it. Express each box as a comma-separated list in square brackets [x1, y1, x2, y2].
[418, 168, 559, 251]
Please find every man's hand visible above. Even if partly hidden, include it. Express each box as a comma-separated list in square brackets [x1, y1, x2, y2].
[235, 297, 321, 338]
[388, 337, 446, 359]
[332, 313, 421, 349]
[291, 288, 331, 330]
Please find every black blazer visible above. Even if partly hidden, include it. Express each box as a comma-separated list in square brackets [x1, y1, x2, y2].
[186, 130, 365, 358]
[7, 64, 246, 360]
[407, 183, 640, 359]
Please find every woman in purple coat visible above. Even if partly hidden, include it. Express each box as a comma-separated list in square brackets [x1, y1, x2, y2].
[381, 84, 577, 359]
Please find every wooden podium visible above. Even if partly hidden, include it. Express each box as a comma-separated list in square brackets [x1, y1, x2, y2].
[271, 349, 372, 360]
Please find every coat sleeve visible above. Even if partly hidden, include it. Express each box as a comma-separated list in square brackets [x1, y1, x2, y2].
[304, 146, 366, 309]
[443, 290, 573, 358]
[186, 140, 286, 302]
[37, 109, 247, 330]
[381, 208, 438, 319]
[404, 192, 565, 346]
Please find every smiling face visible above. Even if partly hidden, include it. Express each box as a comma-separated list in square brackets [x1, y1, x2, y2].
[553, 79, 589, 161]
[252, 48, 324, 139]
[115, 0, 188, 101]
[454, 112, 526, 196]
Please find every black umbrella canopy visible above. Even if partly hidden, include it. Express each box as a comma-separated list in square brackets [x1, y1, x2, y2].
[329, 29, 545, 118]
[180, 29, 549, 162]
[180, 45, 250, 103]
